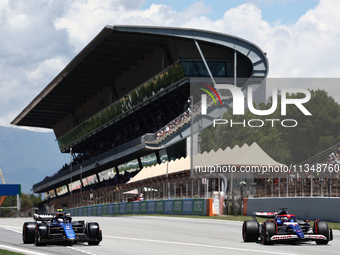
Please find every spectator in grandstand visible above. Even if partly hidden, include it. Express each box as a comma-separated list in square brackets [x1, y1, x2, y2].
[334, 146, 340, 160]
[138, 194, 144, 201]
[327, 154, 337, 164]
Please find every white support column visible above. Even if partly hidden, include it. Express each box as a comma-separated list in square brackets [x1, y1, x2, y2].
[278, 176, 281, 197]
[294, 172, 297, 197]
[205, 179, 209, 198]
[186, 181, 188, 198]
[271, 176, 274, 197]
[311, 173, 313, 197]
[194, 40, 216, 86]
[330, 172, 332, 197]
[174, 182, 177, 199]
[17, 194, 21, 218]
[234, 50, 237, 86]
[198, 179, 200, 198]
[191, 179, 194, 198]
[163, 182, 165, 200]
[286, 174, 289, 197]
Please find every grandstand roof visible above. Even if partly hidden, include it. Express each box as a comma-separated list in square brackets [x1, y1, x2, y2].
[127, 142, 283, 184]
[11, 25, 268, 129]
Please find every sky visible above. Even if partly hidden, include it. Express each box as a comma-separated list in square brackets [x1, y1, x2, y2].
[1, 0, 340, 132]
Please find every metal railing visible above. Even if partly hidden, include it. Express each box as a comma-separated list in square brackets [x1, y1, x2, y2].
[299, 142, 340, 166]
[150, 89, 218, 143]
[33, 135, 151, 191]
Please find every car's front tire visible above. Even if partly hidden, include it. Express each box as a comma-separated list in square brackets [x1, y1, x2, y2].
[87, 222, 102, 246]
[261, 221, 276, 245]
[314, 220, 329, 245]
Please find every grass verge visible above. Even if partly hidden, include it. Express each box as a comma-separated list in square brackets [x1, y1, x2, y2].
[0, 249, 24, 255]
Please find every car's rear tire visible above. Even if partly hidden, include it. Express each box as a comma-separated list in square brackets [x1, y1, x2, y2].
[34, 224, 47, 246]
[315, 220, 329, 245]
[22, 222, 36, 244]
[261, 221, 276, 245]
[242, 220, 259, 242]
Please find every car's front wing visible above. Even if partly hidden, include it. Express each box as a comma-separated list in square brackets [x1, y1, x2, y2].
[39, 233, 102, 244]
[270, 234, 330, 242]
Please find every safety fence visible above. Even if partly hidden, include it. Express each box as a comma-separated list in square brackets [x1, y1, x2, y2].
[65, 198, 209, 217]
[244, 197, 340, 223]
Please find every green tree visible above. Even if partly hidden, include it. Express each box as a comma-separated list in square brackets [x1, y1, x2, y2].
[199, 89, 340, 164]
[0, 193, 42, 216]
[282, 89, 340, 163]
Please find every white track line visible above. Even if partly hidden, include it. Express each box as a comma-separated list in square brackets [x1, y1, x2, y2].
[3, 227, 22, 234]
[0, 226, 98, 255]
[104, 235, 297, 255]
[0, 225, 22, 229]
[66, 246, 98, 255]
[0, 244, 47, 255]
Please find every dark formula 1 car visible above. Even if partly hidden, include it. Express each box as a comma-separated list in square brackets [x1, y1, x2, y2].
[242, 208, 333, 245]
[22, 210, 102, 246]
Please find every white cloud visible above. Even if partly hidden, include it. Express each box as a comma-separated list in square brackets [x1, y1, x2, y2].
[54, 0, 340, 78]
[54, 0, 211, 51]
[0, 0, 71, 129]
[229, 0, 340, 78]
[200, 1, 340, 78]
[25, 58, 66, 82]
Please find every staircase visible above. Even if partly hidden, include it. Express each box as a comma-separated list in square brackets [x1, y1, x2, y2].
[298, 142, 340, 166]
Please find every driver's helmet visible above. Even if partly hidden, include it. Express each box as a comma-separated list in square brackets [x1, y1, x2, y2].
[56, 212, 64, 220]
[277, 216, 288, 225]
[57, 218, 64, 223]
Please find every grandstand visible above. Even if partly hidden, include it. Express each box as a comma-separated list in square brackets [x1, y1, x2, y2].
[11, 25, 268, 210]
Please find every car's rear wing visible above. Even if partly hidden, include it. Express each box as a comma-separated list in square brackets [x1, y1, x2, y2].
[34, 213, 55, 221]
[252, 212, 278, 221]
[33, 213, 72, 222]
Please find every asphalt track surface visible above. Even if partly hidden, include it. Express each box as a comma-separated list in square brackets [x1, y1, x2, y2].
[0, 216, 339, 255]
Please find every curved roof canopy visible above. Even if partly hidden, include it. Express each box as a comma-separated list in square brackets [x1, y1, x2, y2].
[127, 142, 282, 185]
[12, 25, 268, 129]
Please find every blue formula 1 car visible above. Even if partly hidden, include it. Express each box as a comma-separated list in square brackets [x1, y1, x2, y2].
[22, 210, 102, 246]
[242, 208, 333, 245]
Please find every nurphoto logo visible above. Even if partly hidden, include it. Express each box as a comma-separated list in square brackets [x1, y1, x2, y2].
[199, 83, 312, 128]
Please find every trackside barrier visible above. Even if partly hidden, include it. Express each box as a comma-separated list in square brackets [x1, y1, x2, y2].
[245, 197, 340, 223]
[66, 198, 209, 217]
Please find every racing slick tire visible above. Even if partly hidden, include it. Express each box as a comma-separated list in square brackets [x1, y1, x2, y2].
[242, 220, 259, 242]
[87, 222, 101, 246]
[22, 222, 36, 244]
[261, 221, 276, 245]
[314, 220, 329, 245]
[34, 223, 48, 246]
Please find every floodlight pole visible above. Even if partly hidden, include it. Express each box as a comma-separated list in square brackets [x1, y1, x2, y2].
[190, 95, 194, 178]
[166, 161, 168, 178]
[70, 148, 72, 195]
[17, 194, 21, 218]
[193, 39, 217, 179]
[80, 165, 83, 193]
